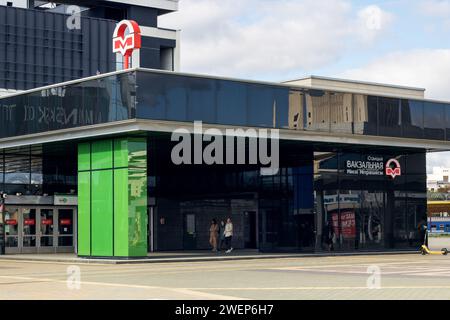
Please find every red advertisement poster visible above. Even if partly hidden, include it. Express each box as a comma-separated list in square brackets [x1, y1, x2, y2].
[331, 211, 356, 239]
[5, 219, 17, 226]
[41, 219, 53, 226]
[60, 219, 72, 226]
[24, 219, 36, 226]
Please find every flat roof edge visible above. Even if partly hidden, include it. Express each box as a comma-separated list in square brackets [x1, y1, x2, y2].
[1, 67, 448, 105]
[0, 119, 448, 152]
[0, 68, 137, 100]
[282, 75, 426, 92]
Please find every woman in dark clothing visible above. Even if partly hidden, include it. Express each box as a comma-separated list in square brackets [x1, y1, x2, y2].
[218, 220, 226, 251]
[322, 222, 334, 251]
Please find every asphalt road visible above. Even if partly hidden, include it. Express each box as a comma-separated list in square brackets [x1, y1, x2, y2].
[1, 254, 450, 300]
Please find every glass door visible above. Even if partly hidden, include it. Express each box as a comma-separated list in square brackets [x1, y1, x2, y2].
[57, 209, 74, 252]
[21, 208, 37, 253]
[183, 213, 197, 250]
[4, 207, 19, 254]
[39, 208, 55, 253]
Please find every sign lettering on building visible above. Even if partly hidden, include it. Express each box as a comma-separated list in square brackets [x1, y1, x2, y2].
[346, 156, 384, 176]
[346, 156, 402, 179]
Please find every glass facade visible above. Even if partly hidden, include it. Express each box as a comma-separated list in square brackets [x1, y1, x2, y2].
[0, 72, 136, 138]
[148, 134, 426, 252]
[134, 71, 450, 142]
[314, 150, 426, 251]
[0, 143, 77, 196]
[0, 69, 450, 142]
[0, 69, 440, 255]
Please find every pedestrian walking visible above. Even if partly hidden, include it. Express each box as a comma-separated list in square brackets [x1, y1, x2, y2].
[224, 217, 234, 253]
[209, 219, 219, 252]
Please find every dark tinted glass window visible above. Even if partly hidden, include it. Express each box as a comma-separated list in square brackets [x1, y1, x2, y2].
[216, 80, 247, 126]
[0, 74, 135, 137]
[82, 81, 99, 125]
[274, 87, 289, 129]
[165, 76, 188, 122]
[406, 153, 426, 175]
[445, 104, 450, 141]
[402, 100, 423, 139]
[0, 152, 3, 184]
[378, 97, 401, 137]
[363, 96, 378, 135]
[136, 73, 218, 123]
[248, 84, 276, 127]
[116, 73, 135, 119]
[186, 77, 216, 123]
[135, 73, 166, 120]
[424, 102, 445, 140]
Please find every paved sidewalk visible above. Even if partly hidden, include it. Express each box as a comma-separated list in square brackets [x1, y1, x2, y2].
[0, 249, 417, 264]
[1, 253, 447, 300]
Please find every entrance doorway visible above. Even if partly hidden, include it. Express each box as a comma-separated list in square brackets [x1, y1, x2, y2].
[244, 211, 258, 249]
[183, 213, 197, 250]
[4, 206, 77, 254]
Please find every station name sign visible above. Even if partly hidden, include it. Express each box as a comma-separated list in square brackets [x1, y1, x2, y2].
[346, 156, 401, 179]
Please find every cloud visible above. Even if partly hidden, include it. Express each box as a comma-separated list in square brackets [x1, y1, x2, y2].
[417, 0, 450, 17]
[340, 49, 450, 101]
[356, 5, 394, 43]
[427, 153, 450, 174]
[160, 0, 392, 79]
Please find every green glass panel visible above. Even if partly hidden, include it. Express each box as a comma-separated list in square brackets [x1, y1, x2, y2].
[91, 170, 113, 256]
[91, 140, 113, 170]
[114, 168, 129, 257]
[77, 171, 91, 256]
[78, 142, 91, 172]
[128, 165, 148, 256]
[128, 138, 147, 168]
[113, 138, 128, 168]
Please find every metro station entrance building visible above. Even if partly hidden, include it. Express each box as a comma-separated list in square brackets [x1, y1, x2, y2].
[0, 69, 447, 257]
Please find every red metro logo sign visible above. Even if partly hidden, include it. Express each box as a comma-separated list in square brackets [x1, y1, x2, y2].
[113, 20, 142, 69]
[385, 159, 401, 179]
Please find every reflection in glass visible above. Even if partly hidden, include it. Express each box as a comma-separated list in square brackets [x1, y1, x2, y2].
[330, 93, 353, 134]
[0, 73, 135, 139]
[305, 90, 330, 132]
[22, 209, 37, 247]
[402, 99, 424, 138]
[288, 91, 304, 130]
[424, 102, 445, 140]
[378, 97, 401, 137]
[4, 208, 19, 247]
[58, 209, 74, 247]
[40, 209, 54, 247]
[217, 80, 247, 126]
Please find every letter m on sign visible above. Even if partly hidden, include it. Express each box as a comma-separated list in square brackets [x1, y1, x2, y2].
[113, 35, 135, 56]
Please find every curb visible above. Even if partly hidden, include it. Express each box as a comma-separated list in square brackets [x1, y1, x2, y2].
[0, 250, 418, 265]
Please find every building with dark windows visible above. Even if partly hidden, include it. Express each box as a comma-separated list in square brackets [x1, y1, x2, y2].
[0, 2, 447, 258]
[0, 0, 179, 95]
[0, 67, 448, 257]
